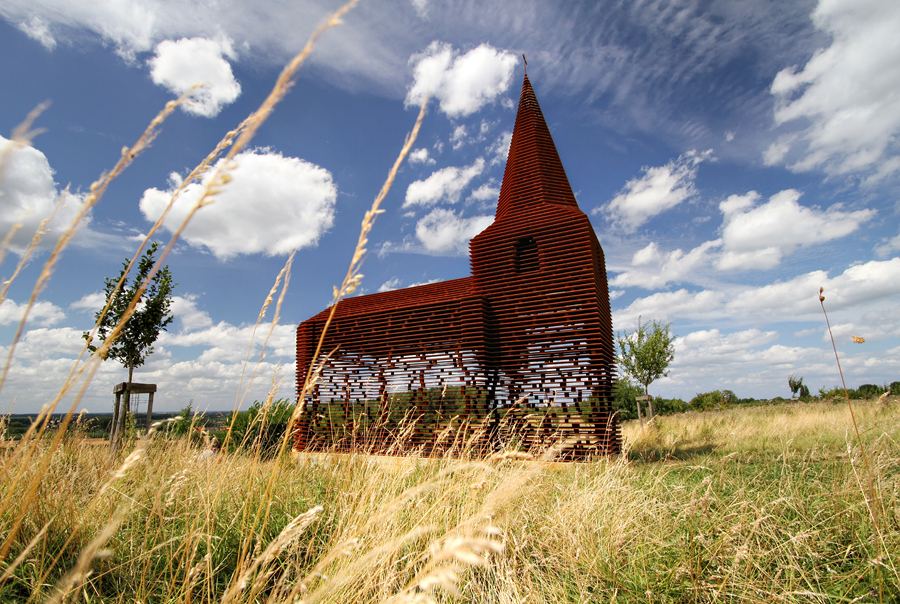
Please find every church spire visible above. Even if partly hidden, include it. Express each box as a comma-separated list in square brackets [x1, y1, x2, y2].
[495, 74, 579, 217]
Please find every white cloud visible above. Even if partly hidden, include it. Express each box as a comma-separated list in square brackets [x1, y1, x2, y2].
[411, 0, 428, 18]
[874, 229, 900, 257]
[148, 37, 241, 117]
[70, 292, 106, 311]
[377, 277, 441, 292]
[378, 277, 402, 292]
[1, 317, 297, 413]
[610, 240, 720, 289]
[0, 136, 91, 256]
[717, 189, 875, 270]
[766, 0, 900, 176]
[408, 148, 434, 165]
[406, 41, 517, 117]
[17, 16, 56, 50]
[673, 328, 780, 368]
[171, 294, 213, 332]
[488, 131, 512, 165]
[726, 258, 900, 318]
[613, 289, 727, 331]
[0, 299, 66, 327]
[468, 183, 499, 202]
[599, 150, 712, 233]
[614, 258, 900, 333]
[403, 158, 485, 208]
[414, 208, 493, 255]
[450, 125, 467, 150]
[139, 148, 336, 259]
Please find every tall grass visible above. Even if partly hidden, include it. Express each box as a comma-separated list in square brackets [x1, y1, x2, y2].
[2, 4, 899, 602]
[0, 399, 898, 602]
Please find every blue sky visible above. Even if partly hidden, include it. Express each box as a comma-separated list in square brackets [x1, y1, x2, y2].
[1, 0, 898, 414]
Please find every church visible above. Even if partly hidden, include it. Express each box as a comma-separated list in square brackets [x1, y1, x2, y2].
[293, 74, 618, 459]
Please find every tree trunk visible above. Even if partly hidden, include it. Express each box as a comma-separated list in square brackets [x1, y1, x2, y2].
[644, 384, 655, 419]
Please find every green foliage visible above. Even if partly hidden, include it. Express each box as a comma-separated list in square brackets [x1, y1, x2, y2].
[892, 381, 900, 396]
[611, 378, 644, 421]
[689, 390, 738, 411]
[227, 399, 295, 458]
[857, 383, 885, 399]
[653, 397, 691, 415]
[611, 378, 690, 419]
[83, 241, 176, 382]
[788, 374, 804, 398]
[169, 401, 197, 437]
[616, 316, 675, 396]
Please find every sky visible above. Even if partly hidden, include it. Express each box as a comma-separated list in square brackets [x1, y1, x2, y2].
[1, 0, 899, 415]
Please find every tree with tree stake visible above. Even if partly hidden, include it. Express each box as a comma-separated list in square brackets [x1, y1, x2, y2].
[83, 242, 176, 448]
[616, 316, 675, 421]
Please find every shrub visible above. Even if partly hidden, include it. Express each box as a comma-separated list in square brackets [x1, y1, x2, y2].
[857, 384, 884, 400]
[891, 381, 900, 396]
[653, 397, 690, 415]
[689, 390, 738, 411]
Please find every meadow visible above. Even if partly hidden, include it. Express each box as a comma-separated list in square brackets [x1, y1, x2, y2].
[0, 397, 898, 603]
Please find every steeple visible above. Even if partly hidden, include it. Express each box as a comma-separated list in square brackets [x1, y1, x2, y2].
[495, 75, 579, 217]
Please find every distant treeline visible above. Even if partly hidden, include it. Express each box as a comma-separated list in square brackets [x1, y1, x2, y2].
[612, 379, 900, 421]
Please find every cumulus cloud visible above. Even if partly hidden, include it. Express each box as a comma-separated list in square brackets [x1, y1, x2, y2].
[468, 183, 499, 203]
[70, 292, 106, 311]
[171, 294, 213, 332]
[614, 257, 900, 333]
[765, 0, 900, 176]
[0, 299, 66, 327]
[403, 158, 485, 207]
[405, 41, 517, 117]
[726, 258, 900, 318]
[414, 208, 493, 254]
[148, 37, 241, 117]
[0, 136, 91, 256]
[613, 289, 727, 330]
[610, 240, 720, 289]
[488, 131, 512, 165]
[599, 150, 712, 233]
[717, 189, 875, 270]
[408, 148, 434, 165]
[673, 328, 780, 368]
[139, 148, 336, 259]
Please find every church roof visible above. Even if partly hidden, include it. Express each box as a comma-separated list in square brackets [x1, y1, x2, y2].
[495, 75, 579, 217]
[308, 277, 476, 320]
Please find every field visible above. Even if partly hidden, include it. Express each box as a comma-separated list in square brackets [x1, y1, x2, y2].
[0, 397, 897, 603]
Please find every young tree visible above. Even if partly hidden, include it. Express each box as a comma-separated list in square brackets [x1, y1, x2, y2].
[616, 317, 676, 412]
[788, 374, 804, 399]
[84, 242, 176, 382]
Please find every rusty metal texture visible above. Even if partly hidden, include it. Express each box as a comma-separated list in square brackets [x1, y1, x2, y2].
[294, 75, 619, 460]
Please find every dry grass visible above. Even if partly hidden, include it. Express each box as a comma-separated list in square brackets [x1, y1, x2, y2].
[0, 399, 898, 602]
